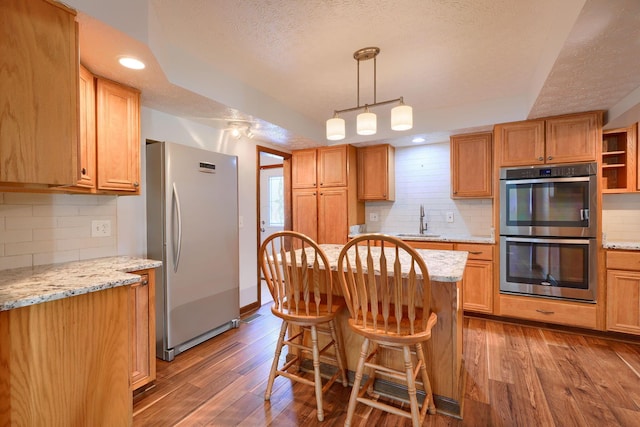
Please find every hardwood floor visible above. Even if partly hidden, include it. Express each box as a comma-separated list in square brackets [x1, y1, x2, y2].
[133, 304, 640, 426]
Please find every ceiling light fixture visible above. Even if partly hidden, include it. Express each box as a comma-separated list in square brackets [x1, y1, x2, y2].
[227, 121, 255, 139]
[118, 56, 145, 70]
[326, 47, 412, 141]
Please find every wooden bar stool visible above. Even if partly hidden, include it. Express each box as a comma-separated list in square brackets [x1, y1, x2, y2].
[337, 234, 437, 427]
[259, 231, 348, 422]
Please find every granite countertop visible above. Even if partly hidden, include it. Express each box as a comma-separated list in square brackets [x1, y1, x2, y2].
[319, 244, 468, 282]
[349, 232, 494, 245]
[0, 256, 163, 311]
[603, 241, 640, 250]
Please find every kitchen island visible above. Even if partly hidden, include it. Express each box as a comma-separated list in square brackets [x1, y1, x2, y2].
[0, 256, 162, 426]
[316, 244, 469, 418]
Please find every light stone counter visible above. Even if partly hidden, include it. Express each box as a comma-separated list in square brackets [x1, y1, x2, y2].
[349, 232, 494, 245]
[319, 244, 468, 282]
[0, 256, 162, 311]
[603, 241, 640, 250]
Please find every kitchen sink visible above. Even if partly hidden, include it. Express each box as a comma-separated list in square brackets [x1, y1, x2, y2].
[395, 233, 440, 238]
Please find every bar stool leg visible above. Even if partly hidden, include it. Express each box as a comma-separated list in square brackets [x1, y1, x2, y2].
[345, 338, 370, 427]
[310, 325, 324, 421]
[265, 320, 287, 401]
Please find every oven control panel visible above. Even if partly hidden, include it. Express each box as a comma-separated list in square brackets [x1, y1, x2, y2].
[501, 162, 597, 180]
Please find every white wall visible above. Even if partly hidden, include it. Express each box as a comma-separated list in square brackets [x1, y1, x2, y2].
[364, 142, 494, 237]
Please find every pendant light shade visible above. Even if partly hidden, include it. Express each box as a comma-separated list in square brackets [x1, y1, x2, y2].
[391, 103, 413, 131]
[357, 110, 377, 135]
[326, 117, 346, 141]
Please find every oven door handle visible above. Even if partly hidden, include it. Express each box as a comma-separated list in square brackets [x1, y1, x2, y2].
[504, 176, 591, 185]
[504, 236, 591, 245]
[580, 209, 589, 221]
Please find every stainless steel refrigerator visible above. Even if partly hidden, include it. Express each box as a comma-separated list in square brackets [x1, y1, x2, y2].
[146, 141, 240, 361]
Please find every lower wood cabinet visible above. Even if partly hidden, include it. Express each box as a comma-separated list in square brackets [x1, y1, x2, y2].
[499, 294, 597, 329]
[130, 269, 156, 390]
[456, 243, 494, 314]
[405, 241, 454, 250]
[606, 251, 640, 335]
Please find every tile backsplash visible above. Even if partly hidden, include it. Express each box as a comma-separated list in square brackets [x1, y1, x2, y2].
[0, 192, 117, 270]
[364, 142, 494, 237]
[602, 193, 640, 242]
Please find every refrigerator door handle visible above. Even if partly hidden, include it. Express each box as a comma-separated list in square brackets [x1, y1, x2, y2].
[172, 182, 183, 272]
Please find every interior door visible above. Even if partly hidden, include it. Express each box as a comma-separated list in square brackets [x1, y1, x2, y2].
[260, 165, 285, 246]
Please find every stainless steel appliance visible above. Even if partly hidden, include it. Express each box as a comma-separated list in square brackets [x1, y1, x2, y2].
[499, 162, 597, 302]
[499, 162, 597, 238]
[146, 141, 240, 361]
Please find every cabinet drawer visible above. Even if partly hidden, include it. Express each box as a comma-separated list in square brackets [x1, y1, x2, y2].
[606, 250, 640, 271]
[456, 243, 493, 260]
[499, 295, 597, 329]
[406, 241, 455, 250]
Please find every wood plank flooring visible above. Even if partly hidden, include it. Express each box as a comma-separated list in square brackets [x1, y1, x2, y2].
[133, 304, 640, 426]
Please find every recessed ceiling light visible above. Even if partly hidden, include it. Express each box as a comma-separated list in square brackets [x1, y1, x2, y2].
[412, 137, 425, 143]
[118, 57, 145, 70]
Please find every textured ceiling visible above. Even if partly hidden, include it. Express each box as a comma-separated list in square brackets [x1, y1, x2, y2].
[69, 0, 640, 150]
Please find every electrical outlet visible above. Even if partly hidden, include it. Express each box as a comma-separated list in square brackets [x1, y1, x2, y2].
[91, 220, 111, 237]
[369, 212, 379, 222]
[446, 212, 454, 223]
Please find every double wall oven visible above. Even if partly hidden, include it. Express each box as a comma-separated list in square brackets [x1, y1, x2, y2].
[499, 162, 598, 302]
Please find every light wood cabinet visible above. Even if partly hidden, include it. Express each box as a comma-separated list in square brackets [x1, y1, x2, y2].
[357, 144, 395, 201]
[456, 243, 494, 313]
[292, 148, 317, 189]
[601, 123, 637, 193]
[77, 64, 97, 188]
[606, 251, 640, 335]
[130, 269, 157, 390]
[499, 294, 597, 329]
[0, 0, 78, 186]
[96, 77, 141, 193]
[495, 111, 601, 167]
[291, 189, 318, 241]
[291, 145, 364, 244]
[450, 132, 492, 198]
[0, 286, 131, 425]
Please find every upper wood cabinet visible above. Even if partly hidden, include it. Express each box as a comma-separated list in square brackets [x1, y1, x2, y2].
[357, 144, 395, 201]
[318, 145, 349, 188]
[495, 111, 602, 167]
[291, 145, 364, 244]
[0, 0, 78, 186]
[450, 132, 492, 198]
[291, 149, 317, 189]
[77, 65, 97, 189]
[96, 77, 141, 193]
[601, 123, 637, 193]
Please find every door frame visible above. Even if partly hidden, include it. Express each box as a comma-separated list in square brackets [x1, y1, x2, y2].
[255, 145, 291, 309]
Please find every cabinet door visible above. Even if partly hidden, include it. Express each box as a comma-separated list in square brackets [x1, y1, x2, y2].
[77, 65, 96, 188]
[545, 112, 599, 163]
[292, 189, 318, 241]
[606, 269, 640, 335]
[130, 270, 156, 389]
[462, 260, 493, 313]
[318, 188, 348, 244]
[318, 145, 348, 188]
[96, 78, 140, 192]
[451, 132, 492, 198]
[292, 149, 317, 189]
[358, 145, 395, 201]
[0, 0, 78, 185]
[495, 120, 545, 166]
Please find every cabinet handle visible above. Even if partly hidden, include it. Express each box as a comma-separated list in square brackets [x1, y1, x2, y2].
[535, 309, 554, 315]
[141, 277, 149, 286]
[469, 251, 483, 255]
[537, 156, 544, 161]
[547, 156, 553, 160]
[320, 182, 323, 186]
[81, 167, 87, 175]
[133, 182, 140, 187]
[453, 191, 457, 195]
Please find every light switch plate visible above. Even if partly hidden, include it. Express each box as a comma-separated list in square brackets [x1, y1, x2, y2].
[369, 212, 379, 222]
[446, 212, 454, 223]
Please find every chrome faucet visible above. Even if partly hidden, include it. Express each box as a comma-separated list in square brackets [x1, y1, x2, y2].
[419, 204, 427, 234]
